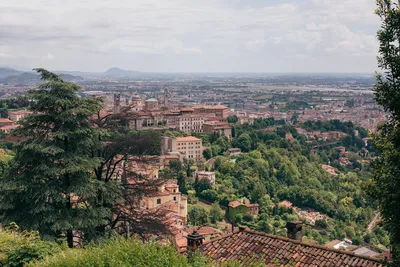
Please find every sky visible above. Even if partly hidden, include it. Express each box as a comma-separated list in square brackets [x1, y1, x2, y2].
[0, 0, 381, 73]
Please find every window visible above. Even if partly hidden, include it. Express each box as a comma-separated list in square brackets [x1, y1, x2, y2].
[173, 196, 177, 201]
[157, 199, 161, 204]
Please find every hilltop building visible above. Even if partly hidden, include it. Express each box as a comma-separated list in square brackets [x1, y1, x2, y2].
[228, 200, 259, 218]
[162, 136, 204, 161]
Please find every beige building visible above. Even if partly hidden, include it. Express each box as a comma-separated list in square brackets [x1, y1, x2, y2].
[162, 136, 204, 161]
[177, 115, 204, 133]
[166, 114, 204, 133]
[144, 98, 159, 111]
[203, 121, 232, 139]
[113, 156, 188, 228]
[144, 179, 188, 226]
[8, 110, 32, 122]
[196, 171, 216, 185]
[192, 105, 229, 118]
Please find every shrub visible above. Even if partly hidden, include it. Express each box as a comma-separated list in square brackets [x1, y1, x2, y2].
[315, 219, 328, 229]
[30, 237, 265, 267]
[29, 238, 187, 267]
[243, 213, 254, 222]
[0, 227, 62, 267]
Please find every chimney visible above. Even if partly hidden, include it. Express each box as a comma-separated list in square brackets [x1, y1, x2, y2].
[238, 225, 246, 232]
[286, 221, 302, 242]
[187, 230, 204, 252]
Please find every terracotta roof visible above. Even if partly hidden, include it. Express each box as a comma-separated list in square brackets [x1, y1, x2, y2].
[228, 201, 259, 209]
[0, 118, 12, 123]
[201, 229, 386, 266]
[228, 201, 242, 208]
[279, 200, 293, 208]
[176, 136, 201, 142]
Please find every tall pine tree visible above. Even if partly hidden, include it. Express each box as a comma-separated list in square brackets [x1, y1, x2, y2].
[370, 0, 400, 264]
[0, 69, 107, 247]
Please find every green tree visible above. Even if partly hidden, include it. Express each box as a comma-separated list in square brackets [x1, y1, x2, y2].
[236, 133, 252, 152]
[315, 219, 328, 229]
[178, 170, 188, 194]
[0, 69, 103, 248]
[203, 147, 212, 160]
[369, 1, 400, 263]
[195, 177, 212, 194]
[251, 182, 266, 204]
[209, 202, 223, 223]
[170, 160, 183, 175]
[188, 205, 209, 226]
[228, 115, 238, 124]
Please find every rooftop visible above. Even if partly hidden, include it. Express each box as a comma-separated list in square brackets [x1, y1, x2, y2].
[228, 201, 259, 209]
[201, 229, 386, 266]
[176, 136, 201, 142]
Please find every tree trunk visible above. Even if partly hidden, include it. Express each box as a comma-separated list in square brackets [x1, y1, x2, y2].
[67, 229, 73, 248]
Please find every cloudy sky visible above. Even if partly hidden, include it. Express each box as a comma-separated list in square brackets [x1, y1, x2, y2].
[0, 0, 381, 73]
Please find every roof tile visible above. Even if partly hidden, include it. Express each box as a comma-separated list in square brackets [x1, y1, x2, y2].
[201, 229, 386, 267]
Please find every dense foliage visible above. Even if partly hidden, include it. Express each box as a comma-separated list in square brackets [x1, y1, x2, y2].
[0, 96, 30, 118]
[0, 70, 168, 249]
[0, 69, 104, 248]
[370, 0, 400, 264]
[0, 225, 62, 267]
[189, 119, 389, 248]
[28, 237, 267, 267]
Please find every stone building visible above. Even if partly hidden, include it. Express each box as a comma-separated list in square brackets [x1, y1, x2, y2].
[162, 136, 204, 161]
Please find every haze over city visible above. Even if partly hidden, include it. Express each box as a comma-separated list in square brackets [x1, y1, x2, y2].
[1, 0, 400, 266]
[1, 0, 380, 73]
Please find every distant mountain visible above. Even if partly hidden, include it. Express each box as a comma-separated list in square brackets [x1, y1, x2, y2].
[104, 67, 141, 77]
[0, 67, 23, 79]
[1, 72, 84, 84]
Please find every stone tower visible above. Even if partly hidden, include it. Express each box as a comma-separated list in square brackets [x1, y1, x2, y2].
[164, 89, 171, 107]
[113, 93, 121, 113]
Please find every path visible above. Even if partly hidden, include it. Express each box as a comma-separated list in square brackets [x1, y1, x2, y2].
[367, 212, 381, 232]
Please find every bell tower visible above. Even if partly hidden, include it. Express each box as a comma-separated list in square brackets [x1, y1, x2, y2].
[164, 89, 171, 107]
[113, 93, 121, 113]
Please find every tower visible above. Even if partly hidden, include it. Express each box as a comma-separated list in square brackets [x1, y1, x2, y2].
[113, 93, 121, 113]
[131, 94, 141, 106]
[164, 89, 171, 107]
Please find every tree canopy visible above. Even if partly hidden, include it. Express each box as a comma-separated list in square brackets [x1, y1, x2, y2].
[369, 0, 400, 264]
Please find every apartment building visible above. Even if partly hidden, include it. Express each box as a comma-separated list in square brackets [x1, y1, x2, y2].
[166, 114, 204, 133]
[162, 136, 204, 161]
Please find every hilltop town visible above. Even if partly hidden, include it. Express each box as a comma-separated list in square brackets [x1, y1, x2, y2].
[0, 70, 391, 266]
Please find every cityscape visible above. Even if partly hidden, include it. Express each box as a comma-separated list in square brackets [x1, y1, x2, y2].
[0, 0, 399, 267]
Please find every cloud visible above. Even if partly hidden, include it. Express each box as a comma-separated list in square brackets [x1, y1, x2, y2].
[45, 53, 55, 59]
[0, 0, 381, 72]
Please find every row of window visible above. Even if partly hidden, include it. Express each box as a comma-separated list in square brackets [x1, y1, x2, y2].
[156, 196, 177, 205]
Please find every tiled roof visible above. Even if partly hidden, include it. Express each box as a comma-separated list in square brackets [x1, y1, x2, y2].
[201, 229, 386, 267]
[229, 201, 259, 209]
[176, 136, 201, 142]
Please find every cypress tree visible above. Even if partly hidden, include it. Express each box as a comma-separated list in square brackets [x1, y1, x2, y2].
[0, 69, 106, 247]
